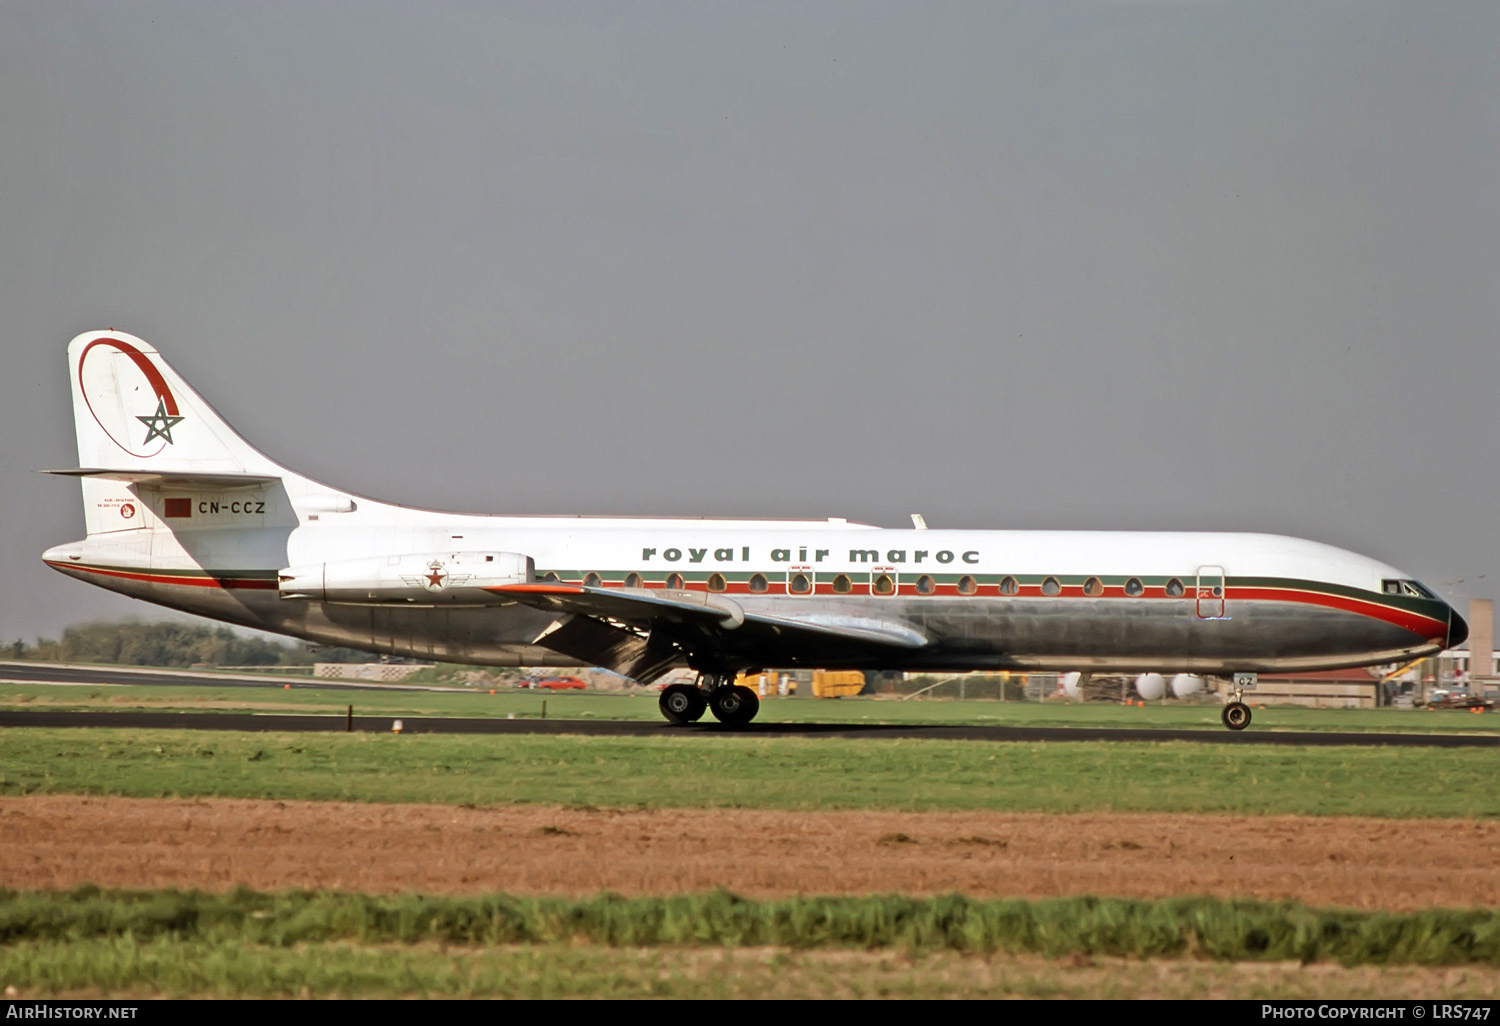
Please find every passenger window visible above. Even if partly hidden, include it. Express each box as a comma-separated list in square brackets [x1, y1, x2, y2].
[1000, 576, 1019, 596]
[872, 573, 896, 596]
[1041, 577, 1061, 596]
[749, 573, 769, 593]
[1165, 578, 1184, 598]
[1124, 578, 1144, 597]
[624, 572, 643, 589]
[789, 572, 812, 595]
[666, 573, 684, 590]
[915, 575, 935, 595]
[1083, 577, 1103, 597]
[832, 574, 853, 594]
[707, 573, 726, 593]
[957, 576, 977, 595]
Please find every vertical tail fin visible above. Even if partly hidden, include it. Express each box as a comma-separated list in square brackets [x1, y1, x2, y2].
[55, 331, 316, 538]
[68, 331, 284, 477]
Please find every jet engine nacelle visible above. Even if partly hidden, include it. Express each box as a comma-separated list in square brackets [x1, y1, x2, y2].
[278, 551, 533, 605]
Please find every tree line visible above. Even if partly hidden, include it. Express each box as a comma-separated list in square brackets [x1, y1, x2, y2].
[6, 620, 381, 668]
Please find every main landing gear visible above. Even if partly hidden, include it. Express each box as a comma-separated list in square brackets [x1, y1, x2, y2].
[658, 673, 760, 727]
[1221, 672, 1256, 731]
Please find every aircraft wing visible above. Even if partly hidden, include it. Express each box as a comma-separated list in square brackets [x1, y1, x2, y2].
[487, 583, 929, 678]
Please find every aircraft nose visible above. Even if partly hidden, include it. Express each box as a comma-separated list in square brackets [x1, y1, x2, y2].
[1447, 606, 1469, 650]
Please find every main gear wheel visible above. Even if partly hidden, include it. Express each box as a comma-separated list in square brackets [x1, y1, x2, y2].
[659, 683, 707, 724]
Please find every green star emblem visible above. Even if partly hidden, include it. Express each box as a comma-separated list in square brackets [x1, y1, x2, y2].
[137, 397, 185, 446]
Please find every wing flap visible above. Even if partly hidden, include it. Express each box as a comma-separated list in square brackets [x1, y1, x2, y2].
[490, 583, 929, 660]
[489, 583, 747, 628]
[743, 612, 929, 650]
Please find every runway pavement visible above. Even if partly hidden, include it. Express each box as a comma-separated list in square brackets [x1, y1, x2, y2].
[0, 708, 1495, 747]
[2, 662, 1495, 747]
[0, 660, 436, 692]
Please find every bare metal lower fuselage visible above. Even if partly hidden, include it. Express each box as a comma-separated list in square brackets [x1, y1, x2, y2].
[46, 557, 1447, 676]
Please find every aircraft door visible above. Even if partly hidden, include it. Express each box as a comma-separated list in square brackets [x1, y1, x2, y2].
[1195, 565, 1226, 619]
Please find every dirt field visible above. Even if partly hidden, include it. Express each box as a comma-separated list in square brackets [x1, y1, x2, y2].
[3, 795, 1497, 910]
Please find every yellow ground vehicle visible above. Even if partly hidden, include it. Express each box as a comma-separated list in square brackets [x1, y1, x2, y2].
[729, 670, 867, 698]
[734, 670, 791, 696]
[810, 670, 865, 698]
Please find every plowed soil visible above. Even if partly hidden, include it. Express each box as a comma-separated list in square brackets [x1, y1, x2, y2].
[3, 796, 1496, 911]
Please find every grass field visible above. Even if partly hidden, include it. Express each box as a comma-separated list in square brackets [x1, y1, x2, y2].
[1, 727, 1497, 816]
[5, 889, 1500, 998]
[2, 679, 1496, 734]
[13, 936, 1500, 999]
[5, 677, 1499, 998]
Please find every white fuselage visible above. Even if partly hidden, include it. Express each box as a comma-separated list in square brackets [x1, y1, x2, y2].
[44, 330, 1467, 683]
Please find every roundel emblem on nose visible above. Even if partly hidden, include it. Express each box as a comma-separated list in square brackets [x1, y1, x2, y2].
[77, 338, 185, 458]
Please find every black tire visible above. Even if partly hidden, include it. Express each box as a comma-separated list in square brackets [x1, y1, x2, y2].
[659, 684, 706, 725]
[1221, 701, 1252, 731]
[732, 685, 760, 724]
[710, 684, 760, 726]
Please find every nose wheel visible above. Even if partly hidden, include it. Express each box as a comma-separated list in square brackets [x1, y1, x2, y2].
[1221, 701, 1252, 730]
[1221, 672, 1256, 731]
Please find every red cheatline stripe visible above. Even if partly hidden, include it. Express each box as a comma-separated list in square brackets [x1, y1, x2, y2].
[1234, 586, 1446, 637]
[487, 583, 586, 595]
[46, 560, 277, 590]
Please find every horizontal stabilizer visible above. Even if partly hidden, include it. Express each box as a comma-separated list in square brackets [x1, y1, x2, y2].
[41, 468, 280, 489]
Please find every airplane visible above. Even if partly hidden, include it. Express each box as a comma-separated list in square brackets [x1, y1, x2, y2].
[43, 330, 1467, 731]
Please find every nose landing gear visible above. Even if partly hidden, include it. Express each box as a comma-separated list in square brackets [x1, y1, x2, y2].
[1221, 672, 1256, 730]
[1221, 701, 1252, 730]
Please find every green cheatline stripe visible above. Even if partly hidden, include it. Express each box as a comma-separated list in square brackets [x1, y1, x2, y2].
[4, 888, 1499, 965]
[1234, 576, 1442, 616]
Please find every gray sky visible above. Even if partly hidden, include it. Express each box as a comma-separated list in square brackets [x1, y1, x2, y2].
[3, 1, 1498, 641]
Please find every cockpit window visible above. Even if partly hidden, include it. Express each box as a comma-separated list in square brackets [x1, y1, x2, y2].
[1383, 579, 1437, 599]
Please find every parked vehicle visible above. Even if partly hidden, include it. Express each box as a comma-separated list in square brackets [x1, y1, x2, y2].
[520, 676, 586, 691]
[1420, 689, 1494, 711]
